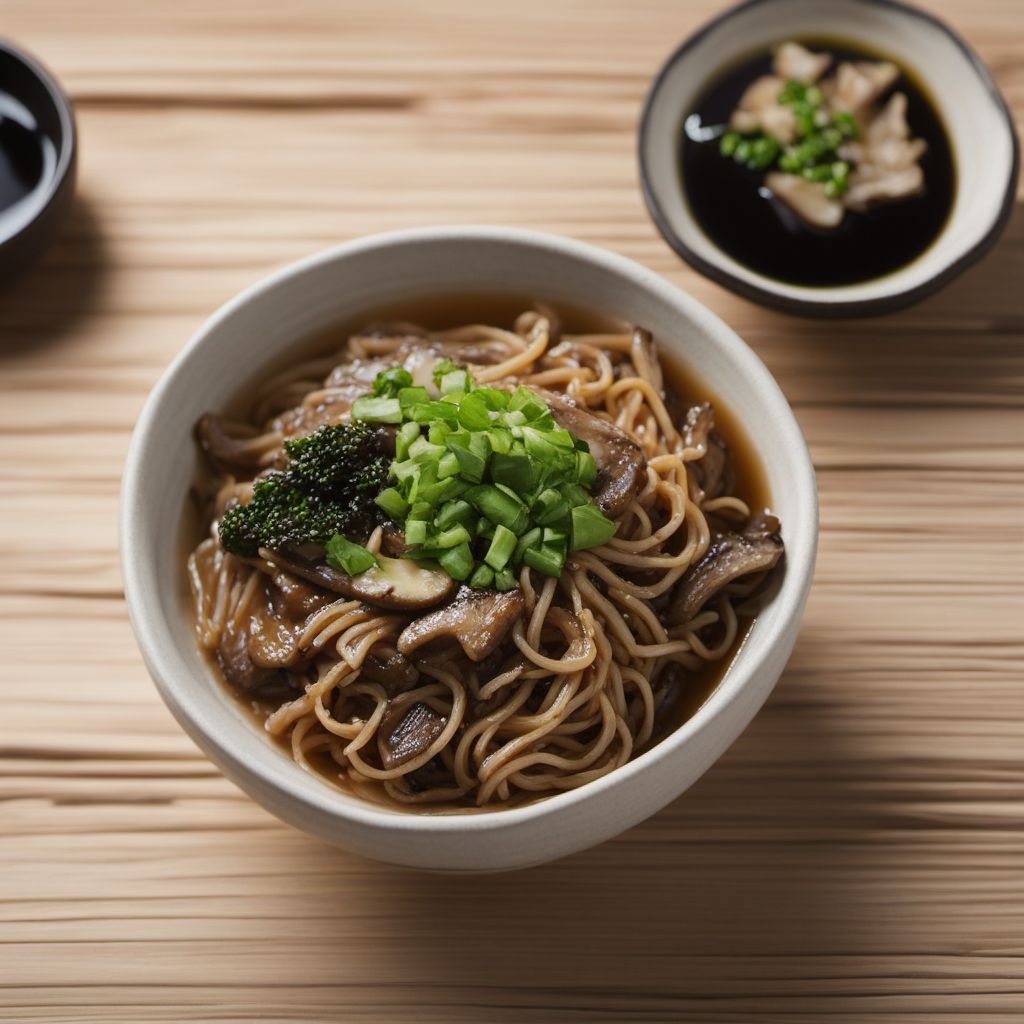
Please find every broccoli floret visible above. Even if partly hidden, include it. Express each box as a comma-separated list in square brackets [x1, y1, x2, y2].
[217, 423, 390, 558]
[284, 422, 389, 493]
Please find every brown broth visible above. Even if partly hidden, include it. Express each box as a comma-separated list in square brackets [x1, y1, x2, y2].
[183, 296, 773, 810]
[680, 39, 956, 287]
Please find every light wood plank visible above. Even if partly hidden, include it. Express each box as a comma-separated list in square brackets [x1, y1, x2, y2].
[0, 0, 1022, 1020]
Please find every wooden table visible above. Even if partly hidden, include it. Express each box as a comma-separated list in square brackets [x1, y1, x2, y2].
[1, 1, 1021, 1020]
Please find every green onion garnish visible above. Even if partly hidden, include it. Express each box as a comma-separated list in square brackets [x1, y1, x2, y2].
[353, 362, 617, 589]
[714, 75, 859, 199]
[325, 535, 378, 576]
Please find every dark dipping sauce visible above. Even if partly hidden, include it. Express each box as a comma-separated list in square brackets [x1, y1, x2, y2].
[183, 296, 773, 812]
[0, 92, 51, 215]
[681, 40, 956, 287]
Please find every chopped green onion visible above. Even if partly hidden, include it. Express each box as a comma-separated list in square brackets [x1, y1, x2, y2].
[574, 450, 598, 486]
[436, 499, 473, 531]
[435, 524, 471, 549]
[372, 367, 413, 397]
[395, 421, 420, 460]
[457, 392, 492, 432]
[409, 500, 432, 521]
[446, 437, 487, 483]
[494, 567, 518, 592]
[466, 485, 528, 534]
[484, 524, 518, 571]
[405, 519, 427, 545]
[560, 482, 591, 508]
[397, 386, 429, 411]
[374, 487, 408, 520]
[533, 486, 567, 526]
[410, 400, 458, 424]
[523, 544, 564, 577]
[570, 503, 616, 550]
[475, 387, 510, 410]
[439, 368, 473, 396]
[437, 451, 460, 479]
[719, 131, 741, 157]
[491, 451, 535, 491]
[468, 564, 495, 589]
[408, 435, 444, 461]
[514, 527, 542, 564]
[542, 527, 566, 548]
[325, 535, 378, 576]
[438, 542, 473, 581]
[352, 361, 625, 588]
[351, 396, 402, 424]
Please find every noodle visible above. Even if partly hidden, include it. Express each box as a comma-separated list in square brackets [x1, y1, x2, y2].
[187, 307, 781, 810]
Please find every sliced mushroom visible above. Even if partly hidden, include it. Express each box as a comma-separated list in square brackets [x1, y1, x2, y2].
[261, 547, 456, 611]
[667, 514, 784, 625]
[397, 586, 525, 662]
[765, 172, 844, 230]
[683, 402, 714, 451]
[216, 621, 295, 697]
[378, 702, 446, 770]
[269, 569, 333, 619]
[682, 403, 732, 501]
[536, 388, 646, 518]
[773, 41, 831, 84]
[360, 649, 420, 695]
[730, 74, 797, 143]
[380, 522, 412, 558]
[246, 608, 305, 670]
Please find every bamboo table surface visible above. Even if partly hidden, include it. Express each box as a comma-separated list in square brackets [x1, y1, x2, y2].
[1, 1, 1022, 1021]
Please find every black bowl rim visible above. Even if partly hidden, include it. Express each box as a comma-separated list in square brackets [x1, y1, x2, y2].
[0, 38, 77, 249]
[637, 0, 1021, 319]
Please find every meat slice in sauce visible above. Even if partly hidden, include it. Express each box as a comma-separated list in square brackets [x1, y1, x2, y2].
[536, 388, 646, 518]
[397, 586, 525, 662]
[773, 41, 831, 85]
[730, 75, 797, 143]
[842, 93, 927, 210]
[378, 701, 446, 770]
[765, 172, 844, 230]
[667, 513, 784, 625]
[828, 60, 900, 120]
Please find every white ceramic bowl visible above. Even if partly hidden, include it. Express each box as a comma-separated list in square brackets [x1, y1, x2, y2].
[640, 0, 1019, 317]
[121, 227, 817, 872]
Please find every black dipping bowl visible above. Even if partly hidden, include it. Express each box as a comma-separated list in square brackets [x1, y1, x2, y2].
[0, 40, 76, 279]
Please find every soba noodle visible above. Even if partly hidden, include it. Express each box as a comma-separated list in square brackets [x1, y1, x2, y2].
[187, 309, 782, 809]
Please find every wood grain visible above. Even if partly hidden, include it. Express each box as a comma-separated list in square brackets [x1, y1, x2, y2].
[0, 0, 1022, 1020]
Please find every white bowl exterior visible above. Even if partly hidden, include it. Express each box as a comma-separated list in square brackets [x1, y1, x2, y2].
[642, 0, 1016, 308]
[122, 227, 817, 871]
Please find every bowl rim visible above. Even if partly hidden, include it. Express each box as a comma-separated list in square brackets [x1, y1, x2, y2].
[637, 0, 1021, 319]
[121, 225, 818, 837]
[0, 38, 77, 249]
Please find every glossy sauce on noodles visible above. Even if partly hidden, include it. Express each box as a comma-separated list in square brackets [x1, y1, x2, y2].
[183, 296, 773, 812]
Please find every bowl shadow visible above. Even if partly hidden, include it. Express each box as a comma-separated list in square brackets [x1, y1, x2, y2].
[280, 630, 895, 1019]
[0, 194, 109, 357]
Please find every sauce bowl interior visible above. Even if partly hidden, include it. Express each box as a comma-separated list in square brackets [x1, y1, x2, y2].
[639, 0, 1018, 316]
